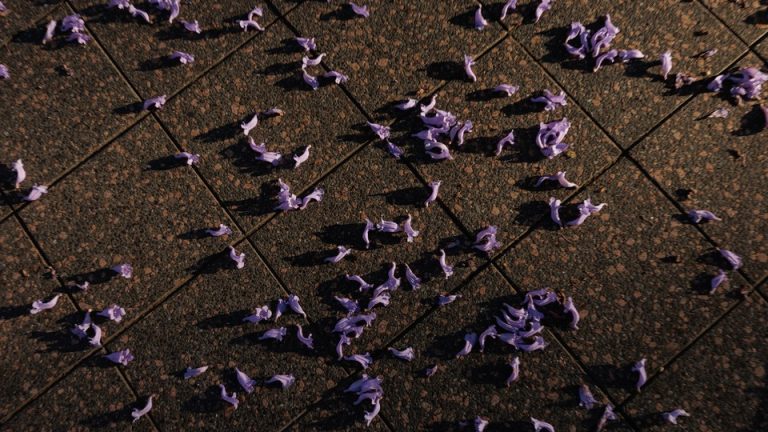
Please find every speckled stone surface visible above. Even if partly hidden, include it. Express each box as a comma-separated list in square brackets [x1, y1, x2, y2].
[0, 4, 140, 194]
[0, 0, 61, 44]
[497, 159, 742, 404]
[0, 217, 82, 419]
[69, 0, 282, 98]
[251, 144, 486, 354]
[624, 293, 768, 431]
[286, 0, 505, 114]
[19, 117, 240, 330]
[156, 20, 366, 232]
[699, 0, 768, 45]
[510, 0, 747, 147]
[109, 242, 348, 431]
[1, 363, 155, 431]
[632, 54, 768, 283]
[406, 35, 619, 243]
[364, 266, 633, 431]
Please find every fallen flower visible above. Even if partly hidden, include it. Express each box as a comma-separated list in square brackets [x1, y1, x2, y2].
[97, 304, 126, 323]
[344, 353, 373, 369]
[688, 209, 721, 223]
[0, 64, 8, 79]
[30, 294, 61, 315]
[104, 349, 134, 366]
[184, 366, 208, 379]
[23, 184, 48, 201]
[478, 325, 498, 352]
[131, 396, 153, 423]
[404, 264, 421, 290]
[424, 180, 441, 207]
[531, 417, 555, 432]
[347, 273, 374, 291]
[170, 51, 195, 65]
[710, 270, 728, 295]
[241, 113, 259, 136]
[456, 332, 477, 358]
[660, 51, 672, 80]
[396, 99, 418, 110]
[295, 37, 316, 51]
[42, 20, 56, 45]
[464, 54, 477, 82]
[404, 214, 420, 242]
[228, 246, 246, 269]
[238, 19, 264, 31]
[617, 49, 644, 62]
[632, 358, 647, 391]
[219, 384, 239, 409]
[362, 218, 375, 249]
[438, 249, 454, 278]
[531, 89, 567, 111]
[11, 160, 24, 187]
[500, 0, 517, 20]
[495, 130, 515, 156]
[143, 95, 167, 111]
[298, 187, 324, 210]
[425, 364, 439, 377]
[367, 122, 391, 140]
[376, 218, 399, 233]
[287, 294, 307, 318]
[243, 305, 272, 323]
[259, 327, 287, 342]
[534, 0, 553, 23]
[597, 404, 618, 432]
[236, 368, 257, 393]
[181, 19, 201, 33]
[302, 66, 319, 90]
[388, 346, 415, 361]
[174, 151, 200, 165]
[326, 246, 353, 263]
[536, 118, 570, 159]
[563, 296, 579, 329]
[111, 263, 133, 279]
[206, 224, 233, 237]
[579, 384, 598, 409]
[61, 14, 85, 33]
[474, 5, 487, 30]
[661, 408, 690, 425]
[349, 2, 370, 18]
[506, 356, 520, 386]
[323, 70, 349, 84]
[364, 400, 381, 426]
[266, 374, 296, 389]
[334, 296, 360, 314]
[366, 291, 390, 310]
[706, 108, 729, 119]
[535, 171, 577, 189]
[128, 5, 151, 23]
[66, 32, 91, 45]
[718, 248, 742, 270]
[549, 197, 562, 227]
[424, 140, 453, 160]
[593, 49, 618, 72]
[302, 53, 326, 67]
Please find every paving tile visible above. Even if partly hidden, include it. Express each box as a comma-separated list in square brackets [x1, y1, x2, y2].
[0, 217, 84, 419]
[282, 395, 392, 431]
[753, 33, 768, 64]
[699, 0, 767, 45]
[0, 3, 141, 197]
[632, 53, 768, 283]
[156, 20, 367, 231]
[285, 0, 505, 114]
[250, 144, 486, 354]
[70, 0, 279, 98]
[497, 158, 743, 404]
[624, 293, 768, 431]
[362, 265, 633, 431]
[1, 362, 154, 430]
[19, 117, 240, 331]
[510, 0, 746, 147]
[0, 0, 60, 44]
[108, 242, 348, 431]
[403, 36, 619, 243]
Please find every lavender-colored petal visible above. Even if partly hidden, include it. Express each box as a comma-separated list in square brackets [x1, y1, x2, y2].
[184, 366, 209, 379]
[531, 89, 567, 111]
[463, 54, 477, 82]
[348, 273, 374, 291]
[131, 396, 153, 423]
[323, 70, 349, 84]
[362, 218, 375, 249]
[534, 0, 553, 23]
[367, 122, 391, 140]
[500, 0, 517, 20]
[243, 305, 272, 323]
[219, 384, 239, 409]
[425, 364, 439, 377]
[302, 66, 319, 90]
[228, 246, 245, 269]
[396, 98, 418, 110]
[718, 248, 742, 270]
[87, 323, 103, 347]
[23, 184, 48, 201]
[334, 296, 360, 314]
[549, 197, 562, 227]
[168, 0, 180, 23]
[344, 353, 373, 369]
[366, 292, 390, 310]
[632, 358, 647, 391]
[661, 409, 690, 425]
[66, 31, 91, 45]
[61, 14, 85, 33]
[478, 325, 497, 352]
[97, 304, 126, 323]
[563, 296, 579, 329]
[42, 20, 57, 45]
[364, 400, 381, 426]
[259, 327, 287, 342]
[506, 356, 520, 386]
[266, 374, 296, 389]
[295, 37, 317, 52]
[348, 2, 370, 18]
[298, 187, 324, 209]
[424, 141, 454, 160]
[290, 145, 311, 168]
[402, 214, 420, 242]
[238, 19, 264, 31]
[104, 349, 135, 366]
[437, 294, 461, 306]
[0, 64, 9, 80]
[578, 384, 598, 409]
[128, 5, 151, 23]
[495, 130, 515, 156]
[420, 95, 437, 114]
[384, 140, 404, 160]
[143, 95, 167, 111]
[388, 346, 415, 361]
[455, 332, 477, 358]
[247, 5, 264, 19]
[181, 20, 201, 33]
[376, 218, 399, 233]
[206, 224, 233, 237]
[493, 84, 519, 96]
[241, 113, 259, 136]
[423, 180, 442, 207]
[287, 294, 307, 318]
[593, 49, 618, 72]
[111, 263, 133, 279]
[474, 5, 487, 30]
[618, 49, 645, 62]
[336, 334, 351, 360]
[302, 53, 326, 67]
[705, 108, 729, 119]
[236, 367, 257, 393]
[710, 270, 728, 295]
[474, 416, 489, 432]
[660, 50, 672, 80]
[325, 245, 353, 263]
[174, 151, 200, 165]
[531, 417, 555, 432]
[403, 264, 421, 290]
[454, 120, 473, 146]
[687, 209, 721, 223]
[438, 249, 454, 279]
[168, 50, 195, 65]
[597, 404, 618, 431]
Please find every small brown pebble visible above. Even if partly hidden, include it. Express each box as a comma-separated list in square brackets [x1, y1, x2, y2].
[565, 150, 576, 159]
[596, 186, 607, 193]
[21, 269, 29, 277]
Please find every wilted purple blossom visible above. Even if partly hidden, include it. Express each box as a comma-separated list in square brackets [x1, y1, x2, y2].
[500, 0, 517, 20]
[23, 184, 48, 201]
[30, 294, 61, 315]
[456, 332, 477, 358]
[336, 334, 351, 359]
[110, 263, 133, 279]
[710, 270, 728, 294]
[403, 264, 421, 290]
[347, 273, 373, 291]
[367, 122, 391, 140]
[299, 187, 324, 209]
[403, 214, 420, 242]
[452, 120, 473, 146]
[0, 64, 8, 79]
[335, 296, 360, 314]
[66, 31, 91, 45]
[424, 140, 454, 160]
[302, 66, 319, 90]
[349, 2, 369, 18]
[420, 95, 437, 114]
[61, 14, 85, 33]
[688, 209, 721, 223]
[42, 20, 57, 45]
[438, 249, 454, 278]
[287, 294, 307, 318]
[478, 325, 497, 352]
[236, 368, 257, 393]
[181, 20, 201, 33]
[266, 374, 296, 389]
[323, 70, 349, 84]
[706, 108, 729, 119]
[376, 218, 399, 233]
[295, 37, 317, 51]
[206, 224, 232, 237]
[535, 171, 577, 189]
[184, 366, 209, 379]
[633, 358, 647, 391]
[228, 246, 245, 269]
[364, 400, 381, 426]
[534, 0, 553, 23]
[425, 364, 439, 377]
[563, 296, 579, 329]
[579, 384, 599, 409]
[243, 305, 272, 323]
[174, 151, 200, 165]
[249, 139, 283, 166]
[302, 53, 326, 67]
[367, 291, 390, 310]
[495, 130, 516, 156]
[169, 50, 195, 65]
[437, 294, 461, 306]
[219, 384, 239, 409]
[493, 84, 519, 96]
[661, 409, 690, 425]
[259, 327, 287, 342]
[532, 89, 567, 111]
[617, 49, 644, 62]
[473, 417, 489, 432]
[474, 5, 487, 30]
[424, 180, 441, 207]
[326, 245, 353, 263]
[131, 396, 153, 423]
[464, 54, 477, 82]
[128, 5, 151, 23]
[660, 51, 672, 80]
[506, 356, 521, 386]
[396, 98, 418, 110]
[344, 353, 373, 369]
[238, 19, 264, 31]
[567, 198, 605, 227]
[536, 118, 570, 158]
[597, 404, 618, 432]
[97, 304, 126, 323]
[593, 49, 618, 72]
[104, 349, 134, 366]
[549, 197, 562, 227]
[531, 417, 555, 432]
[143, 95, 167, 111]
[262, 107, 284, 117]
[291, 145, 311, 169]
[718, 248, 742, 270]
[388, 346, 415, 361]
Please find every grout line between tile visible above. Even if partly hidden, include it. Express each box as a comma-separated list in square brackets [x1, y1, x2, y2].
[694, 0, 765, 47]
[112, 366, 162, 431]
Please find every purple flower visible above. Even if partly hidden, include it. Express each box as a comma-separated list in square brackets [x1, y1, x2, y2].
[238, 19, 264, 31]
[206, 224, 233, 237]
[174, 151, 200, 165]
[706, 108, 729, 119]
[474, 5, 487, 30]
[336, 334, 351, 360]
[661, 409, 690, 425]
[396, 99, 418, 110]
[131, 396, 153, 423]
[61, 14, 85, 33]
[323, 70, 349, 84]
[299, 187, 324, 209]
[362, 218, 375, 249]
[404, 264, 421, 290]
[334, 296, 360, 314]
[344, 353, 373, 369]
[493, 84, 519, 96]
[240, 113, 259, 136]
[455, 332, 477, 358]
[128, 5, 151, 23]
[474, 416, 489, 432]
[97, 304, 126, 323]
[249, 139, 283, 166]
[302, 53, 326, 67]
[262, 107, 284, 117]
[478, 325, 497, 352]
[364, 400, 381, 426]
[710, 270, 728, 294]
[437, 294, 461, 306]
[302, 66, 319, 90]
[376, 218, 399, 233]
[367, 122, 391, 140]
[23, 184, 48, 201]
[438, 249, 454, 278]
[219, 384, 239, 409]
[0, 64, 9, 80]
[247, 5, 263, 19]
[531, 89, 567, 111]
[266, 374, 296, 389]
[228, 246, 245, 269]
[381, 140, 403, 160]
[85, 323, 103, 347]
[104, 349, 134, 366]
[399, 215, 419, 243]
[236, 368, 257, 393]
[325, 245, 353, 264]
[259, 327, 287, 342]
[549, 197, 562, 227]
[597, 405, 618, 431]
[464, 54, 477, 82]
[500, 0, 517, 20]
[718, 248, 742, 270]
[536, 118, 570, 159]
[617, 49, 645, 62]
[424, 180, 442, 207]
[348, 2, 369, 18]
[506, 356, 520, 386]
[295, 37, 317, 51]
[66, 32, 91, 45]
[287, 294, 307, 318]
[563, 296, 579, 329]
[564, 22, 588, 58]
[42, 20, 57, 45]
[579, 384, 599, 409]
[593, 49, 618, 72]
[534, 0, 553, 23]
[347, 273, 373, 291]
[660, 51, 672, 80]
[452, 120, 473, 146]
[495, 130, 515, 156]
[71, 311, 93, 340]
[388, 346, 415, 361]
[109, 0, 131, 9]
[168, 50, 195, 65]
[514, 335, 548, 352]
[632, 358, 647, 391]
[111, 263, 133, 279]
[143, 95, 167, 111]
[425, 364, 439, 377]
[535, 171, 577, 189]
[184, 366, 208, 379]
[688, 209, 721, 223]
[168, 0, 180, 23]
[367, 292, 390, 310]
[181, 20, 201, 33]
[420, 95, 437, 114]
[243, 305, 272, 323]
[531, 417, 555, 432]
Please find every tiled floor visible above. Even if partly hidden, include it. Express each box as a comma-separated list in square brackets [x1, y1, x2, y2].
[1, 1, 766, 430]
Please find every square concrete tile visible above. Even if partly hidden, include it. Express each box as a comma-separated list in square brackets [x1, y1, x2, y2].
[285, 0, 505, 114]
[0, 0, 60, 43]
[0, 217, 83, 419]
[156, 20, 367, 232]
[624, 293, 768, 431]
[0, 4, 141, 195]
[19, 117, 240, 331]
[700, 0, 767, 45]
[1, 363, 154, 430]
[753, 33, 768, 66]
[250, 144, 487, 354]
[282, 394, 392, 431]
[108, 242, 348, 431]
[511, 0, 746, 147]
[70, 0, 279, 98]
[632, 54, 768, 283]
[497, 159, 742, 404]
[405, 36, 619, 243]
[364, 266, 632, 431]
